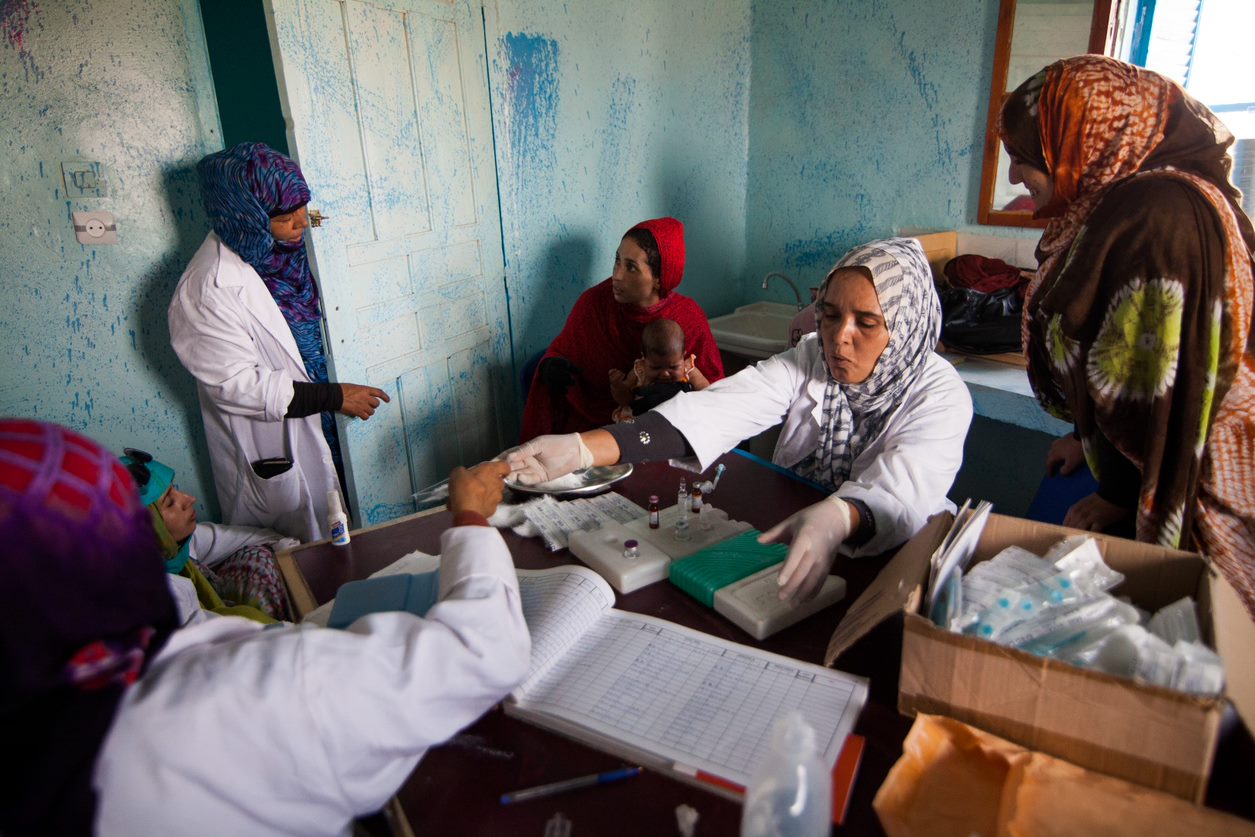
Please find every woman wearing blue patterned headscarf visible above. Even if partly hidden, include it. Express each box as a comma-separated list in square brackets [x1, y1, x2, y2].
[168, 143, 389, 542]
[197, 142, 342, 476]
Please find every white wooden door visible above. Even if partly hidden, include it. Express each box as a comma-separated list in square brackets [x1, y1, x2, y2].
[266, 0, 511, 524]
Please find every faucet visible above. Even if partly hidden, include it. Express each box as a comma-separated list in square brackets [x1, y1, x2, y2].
[761, 272, 805, 310]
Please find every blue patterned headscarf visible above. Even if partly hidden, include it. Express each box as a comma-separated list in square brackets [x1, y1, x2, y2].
[197, 142, 320, 325]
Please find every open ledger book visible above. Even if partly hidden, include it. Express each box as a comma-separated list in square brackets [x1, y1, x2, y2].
[509, 566, 869, 794]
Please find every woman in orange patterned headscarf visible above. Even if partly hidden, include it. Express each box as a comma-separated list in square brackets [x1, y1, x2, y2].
[999, 55, 1255, 616]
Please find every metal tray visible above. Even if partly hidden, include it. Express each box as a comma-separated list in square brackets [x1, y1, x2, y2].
[506, 463, 634, 497]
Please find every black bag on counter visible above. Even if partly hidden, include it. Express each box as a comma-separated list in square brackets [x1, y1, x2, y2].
[938, 285, 1023, 354]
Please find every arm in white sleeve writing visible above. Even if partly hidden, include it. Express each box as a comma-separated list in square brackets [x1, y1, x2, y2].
[308, 524, 531, 812]
[96, 525, 529, 835]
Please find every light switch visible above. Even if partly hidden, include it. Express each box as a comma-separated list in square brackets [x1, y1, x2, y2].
[62, 161, 108, 198]
[73, 211, 119, 245]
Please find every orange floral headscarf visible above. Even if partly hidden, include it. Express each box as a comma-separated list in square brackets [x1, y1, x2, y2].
[996, 57, 1255, 610]
[999, 55, 1252, 264]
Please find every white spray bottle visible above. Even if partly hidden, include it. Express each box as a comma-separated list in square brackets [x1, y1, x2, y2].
[328, 489, 350, 546]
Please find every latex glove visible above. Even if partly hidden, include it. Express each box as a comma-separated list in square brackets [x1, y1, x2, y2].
[758, 495, 854, 602]
[270, 537, 301, 554]
[504, 433, 594, 485]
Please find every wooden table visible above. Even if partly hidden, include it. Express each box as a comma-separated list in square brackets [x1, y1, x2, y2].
[281, 451, 1255, 835]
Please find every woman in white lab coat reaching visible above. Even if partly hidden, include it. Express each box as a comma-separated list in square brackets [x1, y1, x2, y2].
[508, 237, 973, 601]
[168, 142, 389, 542]
[0, 420, 529, 835]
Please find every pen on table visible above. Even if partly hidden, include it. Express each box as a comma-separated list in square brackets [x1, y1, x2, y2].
[499, 766, 644, 805]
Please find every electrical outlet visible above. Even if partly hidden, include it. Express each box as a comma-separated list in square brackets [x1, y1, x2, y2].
[72, 211, 119, 245]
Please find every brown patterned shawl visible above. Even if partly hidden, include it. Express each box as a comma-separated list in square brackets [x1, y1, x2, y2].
[999, 55, 1255, 616]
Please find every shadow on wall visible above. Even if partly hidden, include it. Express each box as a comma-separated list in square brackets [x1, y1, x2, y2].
[649, 153, 742, 317]
[508, 234, 596, 440]
[130, 158, 216, 513]
[515, 234, 597, 377]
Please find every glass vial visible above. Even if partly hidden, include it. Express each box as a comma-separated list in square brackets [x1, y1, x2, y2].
[673, 518, 691, 542]
[677, 478, 689, 525]
[648, 495, 660, 529]
[691, 485, 703, 514]
[622, 539, 640, 559]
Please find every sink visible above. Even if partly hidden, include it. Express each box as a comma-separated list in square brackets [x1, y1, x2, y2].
[709, 301, 798, 360]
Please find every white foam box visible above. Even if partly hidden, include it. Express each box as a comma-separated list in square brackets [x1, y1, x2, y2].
[569, 522, 672, 593]
[714, 565, 847, 640]
[620, 504, 752, 559]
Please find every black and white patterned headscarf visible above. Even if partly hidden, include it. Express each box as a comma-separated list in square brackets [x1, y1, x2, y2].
[799, 237, 941, 490]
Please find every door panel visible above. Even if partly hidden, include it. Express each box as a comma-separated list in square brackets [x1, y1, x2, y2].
[268, 0, 509, 525]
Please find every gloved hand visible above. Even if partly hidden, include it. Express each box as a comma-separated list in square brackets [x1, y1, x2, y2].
[758, 495, 854, 602]
[538, 356, 581, 396]
[504, 434, 594, 485]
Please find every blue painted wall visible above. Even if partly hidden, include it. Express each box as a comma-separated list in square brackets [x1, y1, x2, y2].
[746, 0, 1001, 298]
[0, 0, 223, 513]
[1, 0, 1022, 523]
[487, 1, 754, 375]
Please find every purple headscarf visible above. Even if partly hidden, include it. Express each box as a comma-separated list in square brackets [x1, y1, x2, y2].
[197, 142, 321, 325]
[0, 420, 178, 833]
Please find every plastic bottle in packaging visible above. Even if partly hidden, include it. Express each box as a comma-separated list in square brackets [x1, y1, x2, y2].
[740, 712, 831, 837]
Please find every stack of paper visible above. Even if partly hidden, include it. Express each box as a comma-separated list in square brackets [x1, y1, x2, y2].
[924, 500, 993, 629]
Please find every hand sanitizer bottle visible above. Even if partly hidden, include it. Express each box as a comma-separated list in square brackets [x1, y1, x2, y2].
[328, 489, 350, 546]
[740, 712, 831, 837]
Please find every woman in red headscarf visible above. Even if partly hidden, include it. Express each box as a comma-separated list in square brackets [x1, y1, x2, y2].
[999, 56, 1255, 615]
[520, 217, 724, 441]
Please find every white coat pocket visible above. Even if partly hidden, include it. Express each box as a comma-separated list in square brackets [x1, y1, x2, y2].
[238, 458, 305, 529]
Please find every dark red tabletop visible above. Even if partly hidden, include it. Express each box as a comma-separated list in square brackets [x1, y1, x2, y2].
[292, 451, 1254, 835]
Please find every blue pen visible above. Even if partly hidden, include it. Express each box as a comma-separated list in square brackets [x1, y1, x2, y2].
[499, 766, 644, 804]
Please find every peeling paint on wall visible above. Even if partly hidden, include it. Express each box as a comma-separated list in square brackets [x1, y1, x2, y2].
[746, 0, 1001, 290]
[1, 0, 32, 50]
[0, 0, 222, 515]
[488, 2, 752, 379]
[498, 31, 560, 175]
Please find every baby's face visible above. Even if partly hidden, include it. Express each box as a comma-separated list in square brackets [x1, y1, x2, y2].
[642, 348, 687, 383]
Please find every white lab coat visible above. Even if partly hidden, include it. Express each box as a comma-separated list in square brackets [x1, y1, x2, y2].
[169, 233, 337, 542]
[190, 521, 299, 568]
[653, 334, 973, 556]
[94, 524, 531, 837]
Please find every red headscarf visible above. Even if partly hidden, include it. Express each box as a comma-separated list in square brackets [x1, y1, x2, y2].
[520, 218, 724, 441]
[630, 217, 687, 296]
[0, 420, 177, 832]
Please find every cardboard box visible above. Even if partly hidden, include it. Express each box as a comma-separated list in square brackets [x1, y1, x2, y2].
[826, 513, 1255, 803]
